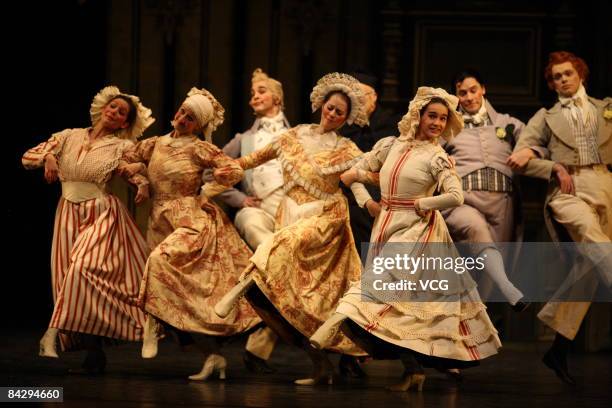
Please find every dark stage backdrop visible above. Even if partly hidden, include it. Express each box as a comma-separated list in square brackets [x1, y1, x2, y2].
[7, 0, 611, 347]
[8, 1, 109, 329]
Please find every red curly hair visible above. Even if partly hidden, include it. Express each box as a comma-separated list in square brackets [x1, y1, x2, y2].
[544, 51, 590, 90]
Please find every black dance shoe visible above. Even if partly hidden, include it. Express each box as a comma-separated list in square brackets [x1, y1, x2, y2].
[243, 350, 276, 374]
[339, 355, 366, 378]
[68, 349, 106, 375]
[542, 348, 576, 386]
[511, 300, 531, 313]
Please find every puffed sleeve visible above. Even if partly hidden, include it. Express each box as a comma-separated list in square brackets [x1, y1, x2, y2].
[194, 141, 244, 186]
[418, 151, 464, 212]
[353, 136, 397, 174]
[347, 136, 397, 196]
[122, 136, 158, 165]
[199, 132, 247, 201]
[22, 128, 71, 169]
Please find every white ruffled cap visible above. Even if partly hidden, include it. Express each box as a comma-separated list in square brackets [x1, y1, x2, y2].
[310, 72, 369, 127]
[180, 87, 225, 143]
[397, 87, 463, 141]
[89, 86, 155, 141]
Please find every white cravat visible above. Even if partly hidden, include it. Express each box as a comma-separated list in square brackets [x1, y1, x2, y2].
[461, 99, 489, 127]
[253, 112, 287, 150]
[258, 111, 285, 134]
[558, 84, 591, 125]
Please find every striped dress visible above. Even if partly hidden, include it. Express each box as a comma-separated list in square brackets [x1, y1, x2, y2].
[23, 128, 149, 351]
[336, 136, 502, 362]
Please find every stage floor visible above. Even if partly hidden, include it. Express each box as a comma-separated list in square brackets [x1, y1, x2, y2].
[1, 329, 610, 407]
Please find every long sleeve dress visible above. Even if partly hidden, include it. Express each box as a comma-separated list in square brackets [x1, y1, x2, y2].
[237, 124, 372, 356]
[335, 136, 502, 362]
[123, 134, 261, 336]
[22, 128, 149, 351]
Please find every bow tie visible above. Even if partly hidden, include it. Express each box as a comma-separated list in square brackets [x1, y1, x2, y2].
[560, 95, 583, 108]
[463, 115, 486, 127]
[560, 95, 590, 124]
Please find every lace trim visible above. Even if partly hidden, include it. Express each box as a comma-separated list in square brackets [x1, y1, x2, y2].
[98, 155, 122, 182]
[294, 126, 361, 176]
[275, 131, 347, 200]
[320, 155, 361, 175]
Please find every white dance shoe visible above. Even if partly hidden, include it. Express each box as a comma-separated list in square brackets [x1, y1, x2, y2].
[141, 315, 160, 359]
[39, 328, 59, 358]
[309, 313, 347, 350]
[188, 354, 227, 381]
[214, 275, 255, 318]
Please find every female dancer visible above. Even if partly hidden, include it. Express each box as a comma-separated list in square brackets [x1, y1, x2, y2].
[215, 73, 375, 384]
[23, 86, 154, 373]
[123, 88, 261, 380]
[310, 87, 502, 391]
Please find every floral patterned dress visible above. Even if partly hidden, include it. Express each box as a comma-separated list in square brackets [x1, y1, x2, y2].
[23, 128, 149, 350]
[124, 133, 261, 336]
[238, 124, 369, 356]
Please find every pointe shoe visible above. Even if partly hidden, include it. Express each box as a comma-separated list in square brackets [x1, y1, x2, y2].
[339, 355, 366, 378]
[39, 328, 59, 358]
[214, 276, 255, 318]
[387, 373, 426, 392]
[142, 315, 160, 359]
[188, 354, 227, 381]
[309, 313, 347, 350]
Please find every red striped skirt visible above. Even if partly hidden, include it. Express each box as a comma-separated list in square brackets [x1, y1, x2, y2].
[48, 195, 148, 351]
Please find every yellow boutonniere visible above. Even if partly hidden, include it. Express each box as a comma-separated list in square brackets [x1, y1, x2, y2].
[495, 127, 507, 139]
[604, 108, 612, 120]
